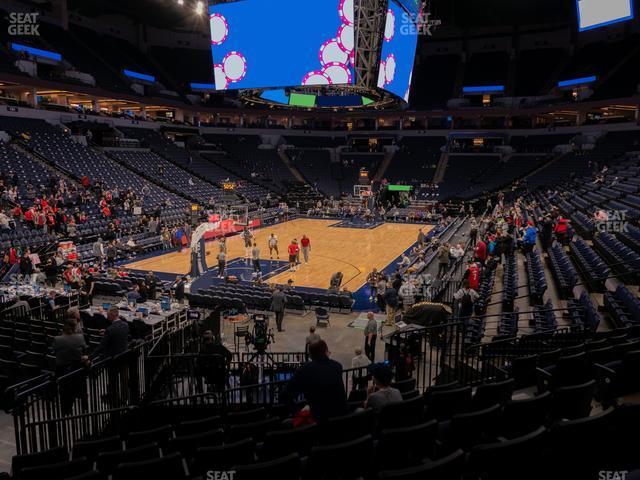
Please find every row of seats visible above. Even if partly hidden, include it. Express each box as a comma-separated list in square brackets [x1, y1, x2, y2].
[524, 250, 547, 305]
[531, 299, 558, 333]
[567, 292, 602, 333]
[501, 254, 517, 312]
[604, 285, 640, 328]
[593, 232, 640, 283]
[569, 238, 610, 292]
[547, 243, 578, 298]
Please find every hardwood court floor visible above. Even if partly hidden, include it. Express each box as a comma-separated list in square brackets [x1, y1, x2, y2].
[126, 219, 430, 290]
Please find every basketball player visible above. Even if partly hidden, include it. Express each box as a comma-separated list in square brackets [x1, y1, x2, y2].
[268, 233, 279, 259]
[288, 240, 299, 272]
[251, 242, 261, 273]
[217, 250, 226, 278]
[242, 227, 253, 261]
[300, 235, 311, 264]
[218, 237, 226, 254]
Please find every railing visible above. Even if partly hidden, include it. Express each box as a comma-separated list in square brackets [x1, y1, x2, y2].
[385, 321, 467, 390]
[12, 343, 146, 455]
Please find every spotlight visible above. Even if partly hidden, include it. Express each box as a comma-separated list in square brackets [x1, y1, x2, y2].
[177, 0, 184, 5]
[195, 1, 204, 14]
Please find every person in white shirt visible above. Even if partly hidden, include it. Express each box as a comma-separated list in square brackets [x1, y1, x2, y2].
[0, 211, 11, 230]
[351, 347, 371, 369]
[449, 243, 465, 266]
[268, 233, 279, 259]
[398, 254, 411, 269]
[398, 281, 418, 310]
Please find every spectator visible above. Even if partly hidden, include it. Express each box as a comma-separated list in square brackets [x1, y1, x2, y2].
[305, 325, 321, 353]
[174, 276, 185, 303]
[383, 283, 399, 326]
[437, 243, 450, 276]
[93, 306, 130, 358]
[351, 347, 371, 369]
[364, 311, 378, 362]
[453, 279, 479, 324]
[282, 340, 348, 423]
[365, 364, 402, 412]
[271, 287, 286, 332]
[521, 221, 538, 253]
[398, 280, 417, 310]
[52, 316, 88, 375]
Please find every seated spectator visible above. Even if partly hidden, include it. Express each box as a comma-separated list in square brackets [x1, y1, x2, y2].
[365, 364, 402, 412]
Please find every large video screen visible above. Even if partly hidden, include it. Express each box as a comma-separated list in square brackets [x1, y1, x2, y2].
[209, 0, 354, 90]
[377, 0, 419, 102]
[577, 0, 634, 31]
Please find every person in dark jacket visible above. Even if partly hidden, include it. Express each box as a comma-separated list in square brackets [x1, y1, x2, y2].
[174, 276, 185, 303]
[270, 287, 286, 331]
[539, 215, 553, 250]
[93, 306, 130, 406]
[282, 340, 347, 422]
[93, 306, 130, 358]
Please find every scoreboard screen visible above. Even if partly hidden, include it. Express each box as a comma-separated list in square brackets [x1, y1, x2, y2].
[577, 0, 634, 31]
[222, 182, 237, 191]
[377, 0, 419, 102]
[209, 0, 355, 90]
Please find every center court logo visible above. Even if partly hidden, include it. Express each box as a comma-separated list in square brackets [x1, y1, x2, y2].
[7, 12, 40, 36]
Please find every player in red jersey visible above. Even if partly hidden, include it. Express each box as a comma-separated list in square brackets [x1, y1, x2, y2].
[288, 240, 299, 272]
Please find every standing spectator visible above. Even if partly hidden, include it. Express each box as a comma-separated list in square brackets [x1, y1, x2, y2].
[437, 243, 450, 277]
[93, 237, 105, 268]
[376, 275, 387, 311]
[92, 306, 130, 358]
[174, 276, 185, 304]
[53, 316, 88, 375]
[554, 217, 570, 246]
[521, 221, 538, 253]
[106, 241, 117, 268]
[271, 287, 286, 332]
[539, 215, 554, 250]
[282, 340, 347, 423]
[398, 280, 417, 310]
[351, 347, 371, 369]
[417, 227, 426, 246]
[305, 325, 321, 353]
[474, 238, 487, 265]
[383, 283, 399, 326]
[364, 311, 378, 361]
[19, 250, 33, 284]
[453, 279, 479, 325]
[469, 218, 478, 246]
[367, 268, 379, 301]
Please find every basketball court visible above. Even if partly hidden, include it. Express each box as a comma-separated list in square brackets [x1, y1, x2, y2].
[125, 218, 431, 290]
